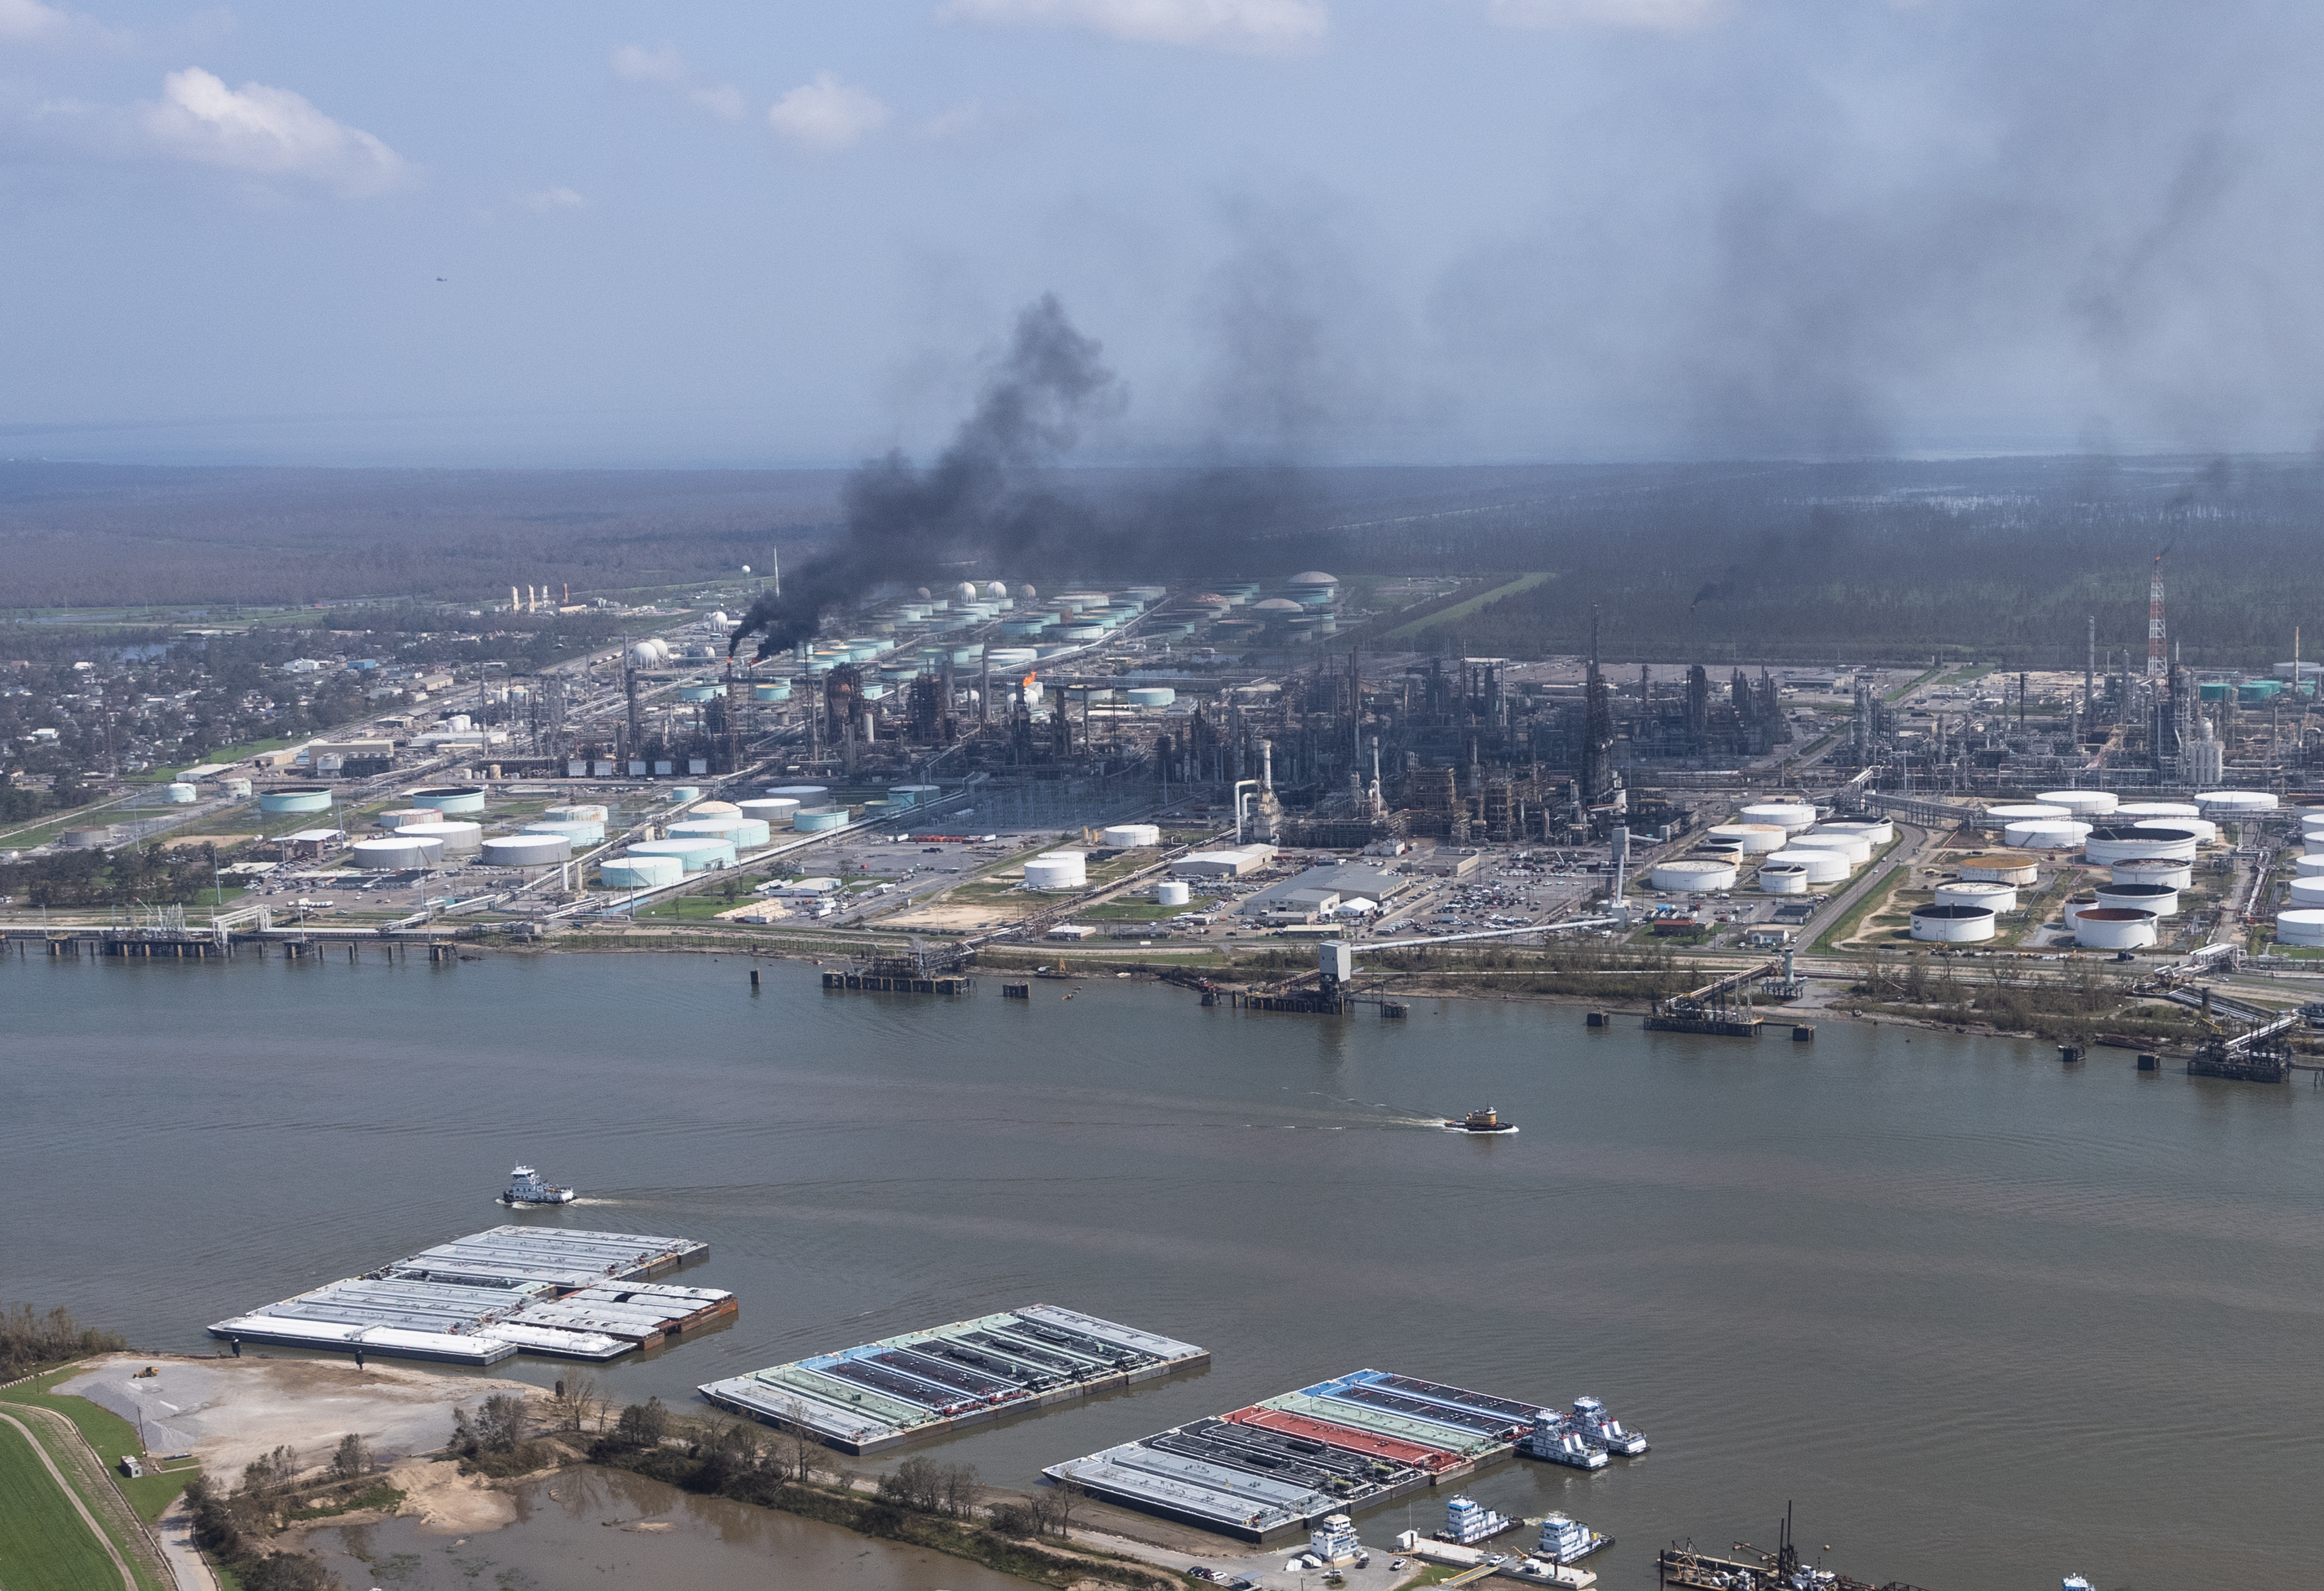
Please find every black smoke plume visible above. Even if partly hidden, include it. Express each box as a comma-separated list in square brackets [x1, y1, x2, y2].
[730, 293, 1117, 661]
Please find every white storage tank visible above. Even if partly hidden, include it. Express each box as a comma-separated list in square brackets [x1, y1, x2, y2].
[376, 808, 440, 830]
[259, 786, 333, 815]
[890, 784, 942, 808]
[1740, 802, 1817, 833]
[482, 833, 572, 869]
[2036, 789, 2118, 816]
[627, 837, 736, 872]
[1156, 880, 1192, 907]
[1706, 823, 1788, 854]
[397, 820, 482, 857]
[2136, 815, 2216, 844]
[2005, 819, 2090, 849]
[668, 816, 744, 838]
[2116, 802, 2200, 821]
[1986, 802, 2071, 824]
[1790, 831, 1873, 865]
[2071, 906, 2158, 949]
[2084, 825, 2198, 863]
[2276, 908, 2324, 947]
[1756, 863, 1810, 894]
[1958, 853, 2040, 885]
[2112, 858, 2193, 890]
[737, 798, 799, 827]
[1102, 823, 1162, 848]
[2196, 790, 2277, 814]
[164, 782, 199, 804]
[410, 784, 487, 814]
[1024, 851, 1088, 890]
[2301, 809, 2324, 831]
[545, 803, 609, 823]
[768, 784, 829, 802]
[348, 835, 443, 869]
[1935, 880, 2017, 912]
[601, 855, 684, 889]
[1126, 687, 1176, 708]
[1910, 903, 1996, 943]
[223, 777, 253, 798]
[1763, 848, 1849, 884]
[2297, 855, 2324, 878]
[2095, 880, 2178, 917]
[2287, 877, 2324, 909]
[794, 809, 847, 832]
[1651, 859, 1738, 892]
[1819, 819, 1892, 846]
[524, 819, 605, 846]
[692, 800, 743, 816]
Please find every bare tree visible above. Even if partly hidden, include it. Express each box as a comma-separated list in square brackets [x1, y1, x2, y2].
[780, 1400, 822, 1483]
[549, 1374, 599, 1434]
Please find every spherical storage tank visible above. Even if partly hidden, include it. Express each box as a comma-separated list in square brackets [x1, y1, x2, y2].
[2196, 790, 2277, 815]
[1935, 880, 2017, 912]
[1763, 848, 1849, 884]
[1911, 904, 1996, 943]
[2071, 907, 2158, 950]
[2084, 825, 2198, 863]
[2112, 858, 2192, 890]
[1156, 880, 1192, 907]
[737, 798, 798, 828]
[1708, 823, 1787, 854]
[2005, 820, 2090, 850]
[348, 835, 443, 869]
[2095, 880, 2178, 917]
[1756, 864, 1810, 894]
[601, 855, 683, 889]
[1790, 831, 1873, 865]
[2276, 909, 2324, 948]
[2036, 789, 2118, 816]
[164, 782, 198, 804]
[1102, 824, 1161, 848]
[1024, 851, 1087, 890]
[1652, 859, 1738, 892]
[792, 809, 847, 833]
[410, 785, 487, 815]
[1957, 853, 2039, 884]
[629, 639, 672, 667]
[482, 834, 571, 869]
[259, 786, 333, 815]
[1740, 802, 1817, 833]
[397, 820, 482, 857]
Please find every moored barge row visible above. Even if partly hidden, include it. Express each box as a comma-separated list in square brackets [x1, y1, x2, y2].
[206, 1226, 727, 1366]
[698, 1303, 1207, 1454]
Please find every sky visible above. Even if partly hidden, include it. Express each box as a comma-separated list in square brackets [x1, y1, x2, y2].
[3, 0, 2323, 468]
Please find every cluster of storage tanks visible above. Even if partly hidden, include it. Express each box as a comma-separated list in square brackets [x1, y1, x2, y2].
[2276, 808, 2324, 947]
[1652, 802, 1892, 900]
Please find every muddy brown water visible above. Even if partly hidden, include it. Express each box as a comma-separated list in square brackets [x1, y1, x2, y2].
[6, 950, 2323, 1587]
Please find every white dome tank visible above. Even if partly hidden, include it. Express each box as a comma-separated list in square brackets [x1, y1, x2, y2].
[1756, 864, 1810, 894]
[1102, 823, 1162, 848]
[2084, 825, 2198, 863]
[692, 800, 743, 816]
[2095, 880, 2178, 917]
[2276, 908, 2324, 947]
[1763, 848, 1848, 883]
[1740, 802, 1817, 833]
[2004, 820, 2089, 849]
[2072, 906, 2158, 949]
[482, 834, 572, 869]
[1790, 832, 1873, 865]
[1156, 880, 1191, 907]
[1911, 904, 1996, 943]
[1024, 851, 1087, 890]
[1706, 823, 1787, 854]
[2036, 790, 2118, 816]
[985, 580, 1009, 599]
[954, 581, 980, 603]
[1935, 880, 2017, 912]
[1957, 853, 2039, 884]
[164, 782, 198, 804]
[1652, 859, 1738, 892]
[2111, 858, 2193, 890]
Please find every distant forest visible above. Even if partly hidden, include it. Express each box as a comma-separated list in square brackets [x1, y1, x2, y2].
[5, 455, 2319, 669]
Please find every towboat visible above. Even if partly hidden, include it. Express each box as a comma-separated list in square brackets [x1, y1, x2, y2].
[1444, 1106, 1519, 1134]
[1524, 1416, 1608, 1469]
[500, 1164, 578, 1206]
[2063, 1578, 2093, 1591]
[1570, 1396, 1649, 1456]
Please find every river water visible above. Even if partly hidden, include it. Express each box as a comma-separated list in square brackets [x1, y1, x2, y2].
[5, 948, 2320, 1589]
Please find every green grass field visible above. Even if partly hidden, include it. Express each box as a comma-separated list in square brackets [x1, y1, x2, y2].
[0, 1416, 120, 1591]
[1386, 572, 1554, 638]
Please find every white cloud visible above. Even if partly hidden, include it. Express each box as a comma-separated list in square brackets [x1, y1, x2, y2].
[766, 71, 888, 151]
[522, 185, 585, 210]
[1483, 0, 1728, 32]
[610, 43, 750, 123]
[0, 0, 69, 41]
[939, 0, 1328, 55]
[920, 101, 993, 141]
[140, 67, 409, 195]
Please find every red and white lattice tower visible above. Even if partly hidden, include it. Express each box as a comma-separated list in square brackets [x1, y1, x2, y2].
[2147, 553, 2167, 677]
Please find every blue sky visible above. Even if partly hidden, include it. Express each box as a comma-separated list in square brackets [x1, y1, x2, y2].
[2, 1, 2319, 467]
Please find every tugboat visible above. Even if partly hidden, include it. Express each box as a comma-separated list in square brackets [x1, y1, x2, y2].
[500, 1164, 578, 1206]
[1570, 1396, 1649, 1456]
[1443, 1105, 1519, 1134]
[2063, 1578, 2094, 1591]
[1535, 1513, 1611, 1565]
[1523, 1411, 1608, 1469]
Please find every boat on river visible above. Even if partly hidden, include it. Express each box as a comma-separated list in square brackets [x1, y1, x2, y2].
[500, 1165, 578, 1206]
[1444, 1106, 1519, 1134]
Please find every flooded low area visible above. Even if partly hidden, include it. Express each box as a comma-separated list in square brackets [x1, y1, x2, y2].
[297, 1467, 1031, 1591]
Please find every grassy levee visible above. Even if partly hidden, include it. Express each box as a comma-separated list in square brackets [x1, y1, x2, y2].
[1, 1366, 178, 1589]
[0, 1416, 121, 1591]
[1812, 863, 1906, 954]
